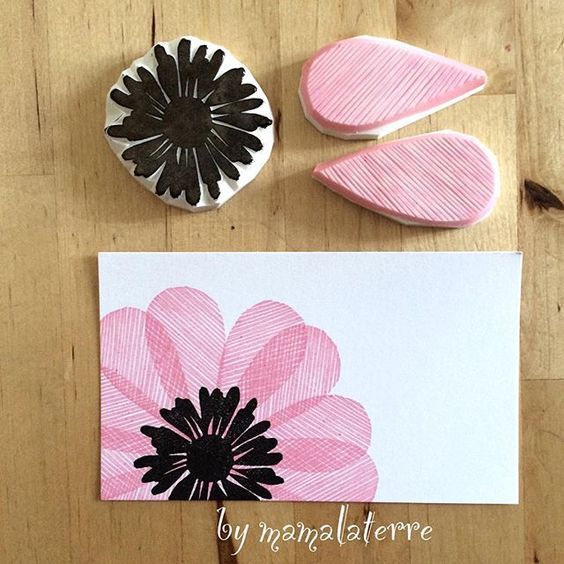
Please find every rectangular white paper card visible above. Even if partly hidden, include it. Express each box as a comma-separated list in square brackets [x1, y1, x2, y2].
[99, 252, 521, 504]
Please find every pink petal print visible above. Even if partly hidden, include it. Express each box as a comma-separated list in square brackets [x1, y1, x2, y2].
[238, 325, 308, 404]
[313, 131, 499, 228]
[278, 438, 366, 472]
[144, 313, 189, 402]
[101, 426, 151, 454]
[256, 326, 340, 420]
[101, 450, 147, 499]
[300, 36, 486, 139]
[101, 471, 144, 500]
[147, 287, 225, 395]
[272, 395, 372, 451]
[114, 483, 168, 501]
[101, 308, 170, 410]
[101, 449, 168, 500]
[270, 396, 372, 473]
[101, 369, 162, 433]
[273, 454, 378, 502]
[218, 300, 304, 390]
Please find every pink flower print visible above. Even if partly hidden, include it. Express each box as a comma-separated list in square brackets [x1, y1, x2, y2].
[101, 287, 378, 501]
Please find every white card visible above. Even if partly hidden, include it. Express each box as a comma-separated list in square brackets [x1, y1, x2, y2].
[99, 252, 521, 504]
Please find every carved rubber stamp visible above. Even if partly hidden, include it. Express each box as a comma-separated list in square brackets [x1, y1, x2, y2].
[299, 36, 486, 139]
[312, 131, 499, 228]
[105, 36, 274, 211]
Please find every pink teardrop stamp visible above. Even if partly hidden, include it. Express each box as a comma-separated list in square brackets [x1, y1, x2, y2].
[312, 131, 500, 228]
[299, 36, 487, 139]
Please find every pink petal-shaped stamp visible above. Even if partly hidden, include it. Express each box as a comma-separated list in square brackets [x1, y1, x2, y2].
[312, 131, 499, 228]
[299, 36, 487, 139]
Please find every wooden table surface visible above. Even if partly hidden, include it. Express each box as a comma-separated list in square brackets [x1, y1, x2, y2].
[1, 1, 563, 562]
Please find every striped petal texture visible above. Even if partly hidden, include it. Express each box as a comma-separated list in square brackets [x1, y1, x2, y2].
[312, 131, 499, 228]
[300, 36, 486, 139]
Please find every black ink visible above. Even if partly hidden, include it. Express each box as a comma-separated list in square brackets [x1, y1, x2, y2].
[134, 386, 284, 500]
[162, 97, 212, 148]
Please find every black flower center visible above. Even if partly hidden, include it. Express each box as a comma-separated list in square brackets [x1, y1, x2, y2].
[162, 97, 212, 148]
[186, 434, 234, 482]
[134, 386, 284, 500]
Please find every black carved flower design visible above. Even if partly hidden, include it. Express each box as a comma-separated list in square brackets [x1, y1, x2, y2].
[106, 39, 273, 205]
[134, 386, 284, 500]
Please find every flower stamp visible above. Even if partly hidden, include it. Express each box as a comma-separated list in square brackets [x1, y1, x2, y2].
[104, 37, 274, 211]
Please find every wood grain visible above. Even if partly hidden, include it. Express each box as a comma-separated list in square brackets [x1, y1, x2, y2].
[0, 1, 562, 563]
[516, 0, 564, 381]
[0, 0, 52, 175]
[523, 380, 564, 564]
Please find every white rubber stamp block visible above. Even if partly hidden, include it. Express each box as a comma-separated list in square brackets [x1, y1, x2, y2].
[105, 36, 275, 212]
[312, 131, 500, 228]
[299, 36, 487, 139]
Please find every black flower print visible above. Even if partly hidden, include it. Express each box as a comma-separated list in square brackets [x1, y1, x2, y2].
[134, 386, 284, 500]
[106, 38, 273, 205]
